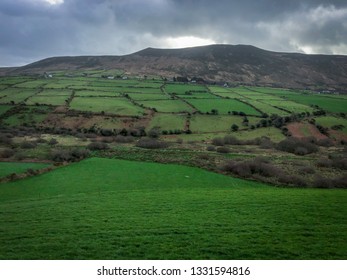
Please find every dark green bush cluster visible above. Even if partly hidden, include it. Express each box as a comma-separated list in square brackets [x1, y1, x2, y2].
[87, 142, 109, 151]
[51, 148, 90, 162]
[277, 138, 318, 155]
[136, 138, 169, 149]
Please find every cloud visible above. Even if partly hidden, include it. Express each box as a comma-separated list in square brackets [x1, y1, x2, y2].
[256, 5, 347, 54]
[0, 0, 346, 66]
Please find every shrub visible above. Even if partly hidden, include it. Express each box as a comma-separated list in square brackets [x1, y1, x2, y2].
[331, 158, 347, 170]
[206, 146, 216, 151]
[114, 135, 135, 143]
[277, 138, 318, 155]
[136, 138, 169, 149]
[48, 138, 58, 146]
[212, 137, 224, 146]
[316, 158, 332, 168]
[216, 146, 230, 153]
[51, 148, 90, 162]
[0, 148, 15, 158]
[87, 142, 109, 151]
[20, 141, 37, 149]
[298, 166, 316, 175]
[317, 138, 334, 147]
[313, 175, 333, 188]
[223, 136, 240, 145]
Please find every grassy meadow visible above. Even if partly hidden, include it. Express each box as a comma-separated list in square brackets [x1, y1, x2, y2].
[0, 158, 346, 260]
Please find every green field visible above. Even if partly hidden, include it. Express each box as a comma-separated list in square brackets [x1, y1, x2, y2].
[165, 84, 208, 95]
[75, 90, 121, 97]
[148, 113, 186, 131]
[0, 158, 346, 259]
[314, 116, 347, 133]
[186, 98, 261, 115]
[0, 105, 12, 115]
[36, 89, 72, 96]
[69, 97, 144, 115]
[282, 94, 347, 113]
[139, 100, 194, 113]
[189, 115, 257, 133]
[127, 93, 169, 100]
[0, 88, 37, 104]
[0, 162, 50, 178]
[26, 95, 69, 106]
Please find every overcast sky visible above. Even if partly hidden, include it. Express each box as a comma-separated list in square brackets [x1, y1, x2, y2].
[1, 0, 346, 66]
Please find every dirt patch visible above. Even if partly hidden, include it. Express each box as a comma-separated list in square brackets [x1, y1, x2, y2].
[287, 122, 328, 140]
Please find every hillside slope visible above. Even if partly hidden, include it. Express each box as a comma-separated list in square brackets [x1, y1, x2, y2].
[5, 44, 347, 90]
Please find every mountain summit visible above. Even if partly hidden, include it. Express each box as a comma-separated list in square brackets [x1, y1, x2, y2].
[7, 44, 347, 90]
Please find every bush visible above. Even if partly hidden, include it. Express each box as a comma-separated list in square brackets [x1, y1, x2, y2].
[87, 142, 109, 151]
[20, 141, 37, 149]
[48, 138, 58, 146]
[331, 158, 347, 170]
[206, 145, 216, 151]
[313, 175, 333, 188]
[212, 137, 224, 146]
[51, 148, 90, 162]
[316, 158, 332, 168]
[136, 138, 169, 149]
[0, 148, 15, 158]
[216, 146, 230, 153]
[298, 166, 316, 175]
[277, 138, 318, 155]
[222, 159, 283, 178]
[114, 135, 135, 143]
[317, 138, 334, 147]
[223, 136, 240, 145]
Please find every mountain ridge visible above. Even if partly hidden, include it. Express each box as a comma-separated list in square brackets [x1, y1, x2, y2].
[3, 44, 347, 90]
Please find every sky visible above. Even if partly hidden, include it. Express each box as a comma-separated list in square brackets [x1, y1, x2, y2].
[0, 0, 346, 66]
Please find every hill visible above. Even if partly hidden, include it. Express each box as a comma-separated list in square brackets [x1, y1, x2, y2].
[3, 44, 347, 90]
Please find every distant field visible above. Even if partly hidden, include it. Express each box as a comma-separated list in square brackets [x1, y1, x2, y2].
[233, 127, 286, 142]
[189, 115, 257, 133]
[0, 162, 50, 178]
[267, 100, 314, 113]
[314, 116, 347, 133]
[26, 95, 69, 106]
[0, 105, 12, 115]
[36, 89, 72, 96]
[127, 93, 169, 100]
[281, 94, 347, 113]
[138, 100, 194, 113]
[241, 99, 286, 115]
[0, 89, 37, 104]
[165, 84, 207, 95]
[0, 158, 346, 259]
[186, 98, 261, 115]
[148, 113, 186, 131]
[75, 90, 121, 97]
[69, 97, 144, 115]
[16, 80, 49, 88]
[2, 106, 51, 126]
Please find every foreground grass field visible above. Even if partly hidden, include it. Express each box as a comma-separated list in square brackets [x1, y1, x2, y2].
[0, 158, 346, 260]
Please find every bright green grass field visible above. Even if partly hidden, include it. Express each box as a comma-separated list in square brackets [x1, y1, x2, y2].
[0, 158, 346, 260]
[36, 89, 72, 96]
[189, 115, 258, 133]
[0, 162, 50, 178]
[148, 113, 186, 131]
[139, 100, 194, 113]
[0, 89, 37, 104]
[186, 99, 261, 115]
[75, 90, 121, 97]
[279, 94, 347, 113]
[26, 95, 68, 106]
[314, 116, 347, 133]
[165, 84, 207, 95]
[69, 97, 144, 115]
[0, 105, 12, 115]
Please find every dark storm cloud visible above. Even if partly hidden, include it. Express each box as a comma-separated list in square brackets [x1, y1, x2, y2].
[0, 0, 346, 66]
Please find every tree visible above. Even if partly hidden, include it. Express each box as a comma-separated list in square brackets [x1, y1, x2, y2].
[231, 124, 239, 132]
